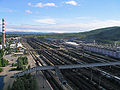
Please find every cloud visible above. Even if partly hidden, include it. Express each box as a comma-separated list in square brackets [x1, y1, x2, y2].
[28, 2, 31, 6]
[75, 17, 96, 20]
[30, 2, 56, 7]
[0, 8, 14, 13]
[34, 3, 43, 7]
[65, 1, 78, 6]
[5, 20, 120, 33]
[35, 18, 56, 24]
[8, 10, 13, 13]
[25, 10, 32, 14]
[44, 3, 56, 7]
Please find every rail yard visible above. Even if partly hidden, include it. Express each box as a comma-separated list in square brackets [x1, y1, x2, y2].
[17, 37, 120, 90]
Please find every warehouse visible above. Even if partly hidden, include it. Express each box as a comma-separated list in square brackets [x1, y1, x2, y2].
[83, 44, 120, 58]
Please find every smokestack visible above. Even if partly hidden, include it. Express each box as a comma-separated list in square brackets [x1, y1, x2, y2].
[2, 18, 5, 47]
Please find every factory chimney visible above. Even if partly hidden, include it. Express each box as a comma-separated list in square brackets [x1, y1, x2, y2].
[2, 18, 5, 48]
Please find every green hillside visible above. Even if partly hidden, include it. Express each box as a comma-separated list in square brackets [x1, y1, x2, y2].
[82, 26, 120, 43]
[36, 26, 120, 43]
[39, 26, 120, 39]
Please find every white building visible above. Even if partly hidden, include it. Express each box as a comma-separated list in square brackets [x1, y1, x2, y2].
[10, 44, 16, 49]
[14, 52, 23, 56]
[65, 42, 79, 46]
[0, 45, 2, 49]
[17, 42, 23, 48]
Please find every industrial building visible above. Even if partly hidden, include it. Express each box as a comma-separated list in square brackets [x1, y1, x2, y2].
[83, 44, 120, 58]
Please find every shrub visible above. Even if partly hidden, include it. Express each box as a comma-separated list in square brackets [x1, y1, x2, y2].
[11, 68, 17, 71]
[0, 58, 9, 67]
[17, 59, 23, 70]
[12, 63, 17, 67]
[16, 56, 28, 70]
[0, 68, 3, 72]
[0, 49, 4, 58]
[9, 74, 38, 90]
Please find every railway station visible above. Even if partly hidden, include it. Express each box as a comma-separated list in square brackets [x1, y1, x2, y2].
[0, 1, 120, 90]
[11, 37, 120, 90]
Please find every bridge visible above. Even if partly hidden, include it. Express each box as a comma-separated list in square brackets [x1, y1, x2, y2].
[13, 61, 120, 78]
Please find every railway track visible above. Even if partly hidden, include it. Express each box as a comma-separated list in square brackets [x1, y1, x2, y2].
[41, 51, 99, 90]
[26, 37, 120, 90]
[26, 38, 99, 89]
[61, 48, 120, 76]
[45, 48, 120, 89]
[22, 39, 63, 90]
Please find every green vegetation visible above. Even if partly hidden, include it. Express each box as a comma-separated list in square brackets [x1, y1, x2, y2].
[12, 63, 17, 67]
[0, 34, 1, 41]
[16, 56, 28, 70]
[27, 33, 85, 39]
[0, 49, 4, 58]
[82, 26, 120, 43]
[8, 74, 38, 90]
[11, 56, 28, 71]
[0, 68, 3, 72]
[15, 48, 19, 53]
[0, 49, 9, 67]
[0, 58, 9, 67]
[116, 41, 120, 44]
[28, 65, 31, 69]
[6, 34, 19, 38]
[5, 47, 11, 51]
[18, 56, 28, 65]
[10, 67, 18, 71]
[29, 26, 120, 44]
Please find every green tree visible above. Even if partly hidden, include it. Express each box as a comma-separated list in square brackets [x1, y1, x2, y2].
[28, 65, 31, 69]
[10, 74, 37, 90]
[0, 68, 3, 72]
[0, 58, 8, 67]
[17, 59, 23, 70]
[0, 49, 4, 58]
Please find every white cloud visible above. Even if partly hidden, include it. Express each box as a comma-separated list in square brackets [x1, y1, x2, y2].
[35, 18, 56, 24]
[5, 20, 120, 33]
[32, 2, 56, 7]
[8, 10, 13, 13]
[35, 3, 43, 7]
[28, 2, 32, 6]
[25, 10, 32, 14]
[75, 17, 96, 20]
[65, 1, 77, 6]
[44, 3, 56, 7]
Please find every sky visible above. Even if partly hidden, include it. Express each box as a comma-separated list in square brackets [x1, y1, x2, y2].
[0, 0, 120, 33]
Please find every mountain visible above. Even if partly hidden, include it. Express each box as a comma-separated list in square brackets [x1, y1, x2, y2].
[40, 26, 120, 43]
[4, 26, 120, 43]
[6, 31, 58, 35]
[81, 26, 120, 42]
